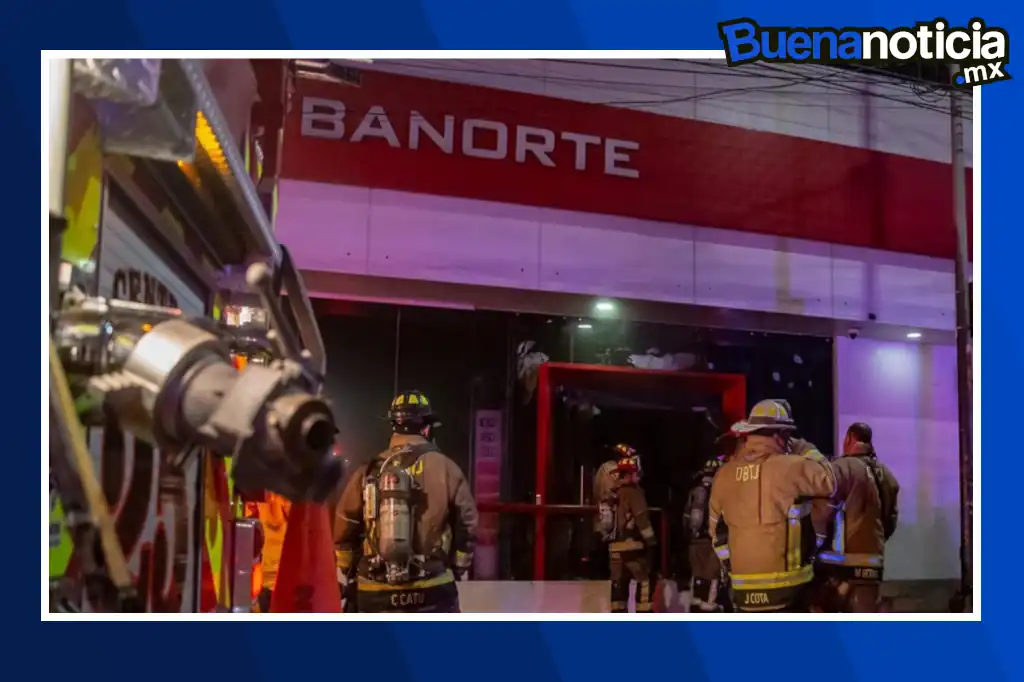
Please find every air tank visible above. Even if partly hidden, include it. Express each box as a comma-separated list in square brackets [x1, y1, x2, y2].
[377, 466, 414, 583]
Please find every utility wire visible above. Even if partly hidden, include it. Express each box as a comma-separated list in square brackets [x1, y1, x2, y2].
[747, 61, 969, 117]
[329, 61, 974, 150]
[374, 59, 972, 120]
[677, 59, 967, 118]
[334, 59, 973, 151]
[575, 58, 971, 120]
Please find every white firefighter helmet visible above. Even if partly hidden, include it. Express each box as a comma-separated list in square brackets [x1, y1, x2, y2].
[730, 399, 797, 435]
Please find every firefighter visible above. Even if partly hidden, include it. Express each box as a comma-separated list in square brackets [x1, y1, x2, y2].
[606, 444, 657, 613]
[709, 400, 838, 613]
[685, 432, 738, 612]
[333, 390, 478, 613]
[685, 456, 723, 612]
[810, 422, 900, 612]
[711, 432, 740, 611]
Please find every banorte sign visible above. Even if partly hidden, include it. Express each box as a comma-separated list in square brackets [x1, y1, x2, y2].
[282, 68, 972, 260]
[300, 96, 641, 179]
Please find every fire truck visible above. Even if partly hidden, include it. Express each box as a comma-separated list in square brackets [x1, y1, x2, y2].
[47, 59, 340, 613]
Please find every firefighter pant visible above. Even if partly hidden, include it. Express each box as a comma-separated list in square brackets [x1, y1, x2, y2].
[690, 578, 723, 612]
[610, 549, 653, 613]
[357, 578, 461, 613]
[809, 566, 882, 613]
[688, 540, 723, 612]
[844, 582, 881, 612]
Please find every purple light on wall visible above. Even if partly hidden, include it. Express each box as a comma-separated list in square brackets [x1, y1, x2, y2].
[834, 336, 960, 581]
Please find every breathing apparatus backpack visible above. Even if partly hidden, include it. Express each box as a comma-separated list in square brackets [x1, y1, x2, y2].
[597, 493, 618, 542]
[594, 460, 620, 542]
[686, 459, 721, 541]
[686, 482, 710, 541]
[362, 442, 437, 584]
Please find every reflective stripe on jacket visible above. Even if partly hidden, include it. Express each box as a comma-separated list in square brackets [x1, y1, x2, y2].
[709, 437, 836, 595]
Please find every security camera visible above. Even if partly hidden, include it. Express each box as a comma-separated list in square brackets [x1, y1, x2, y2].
[847, 327, 861, 340]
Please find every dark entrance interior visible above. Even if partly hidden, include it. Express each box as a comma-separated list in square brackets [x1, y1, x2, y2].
[551, 395, 728, 581]
[311, 301, 836, 581]
[533, 363, 746, 581]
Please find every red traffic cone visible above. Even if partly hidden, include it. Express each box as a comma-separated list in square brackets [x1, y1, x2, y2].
[270, 502, 341, 613]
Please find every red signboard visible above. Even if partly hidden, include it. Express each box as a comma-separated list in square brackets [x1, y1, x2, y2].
[283, 70, 973, 260]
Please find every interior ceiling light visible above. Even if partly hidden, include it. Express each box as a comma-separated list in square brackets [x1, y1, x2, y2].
[906, 331, 922, 339]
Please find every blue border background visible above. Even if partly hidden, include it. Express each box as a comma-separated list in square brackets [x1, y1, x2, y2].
[17, 1, 1012, 678]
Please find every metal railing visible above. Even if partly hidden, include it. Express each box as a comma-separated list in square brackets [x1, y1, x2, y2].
[477, 501, 671, 579]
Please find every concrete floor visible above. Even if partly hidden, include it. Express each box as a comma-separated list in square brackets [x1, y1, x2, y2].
[456, 579, 960, 613]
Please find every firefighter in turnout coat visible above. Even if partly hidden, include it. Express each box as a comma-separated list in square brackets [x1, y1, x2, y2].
[606, 445, 657, 613]
[686, 457, 725, 611]
[709, 400, 837, 612]
[810, 422, 900, 612]
[333, 390, 478, 613]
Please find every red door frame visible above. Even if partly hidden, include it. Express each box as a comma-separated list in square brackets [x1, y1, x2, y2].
[533, 362, 747, 580]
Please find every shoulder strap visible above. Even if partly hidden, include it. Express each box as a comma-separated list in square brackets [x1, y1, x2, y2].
[373, 443, 439, 474]
[400, 443, 438, 476]
[367, 457, 386, 480]
[858, 455, 894, 535]
[405, 442, 439, 458]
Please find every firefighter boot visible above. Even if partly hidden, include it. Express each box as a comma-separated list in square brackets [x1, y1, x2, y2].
[610, 579, 630, 613]
[635, 576, 654, 613]
[690, 578, 721, 612]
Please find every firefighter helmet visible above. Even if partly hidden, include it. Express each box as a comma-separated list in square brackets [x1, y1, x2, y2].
[770, 399, 793, 416]
[730, 399, 797, 435]
[697, 457, 724, 479]
[388, 390, 438, 434]
[611, 443, 642, 478]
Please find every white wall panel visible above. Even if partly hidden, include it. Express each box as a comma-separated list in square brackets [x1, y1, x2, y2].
[279, 179, 963, 332]
[692, 67, 834, 141]
[366, 189, 542, 289]
[874, 262, 956, 330]
[546, 59, 699, 119]
[866, 81, 968, 163]
[274, 181, 371, 273]
[692, 228, 836, 318]
[827, 247, 871, 322]
[538, 209, 695, 303]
